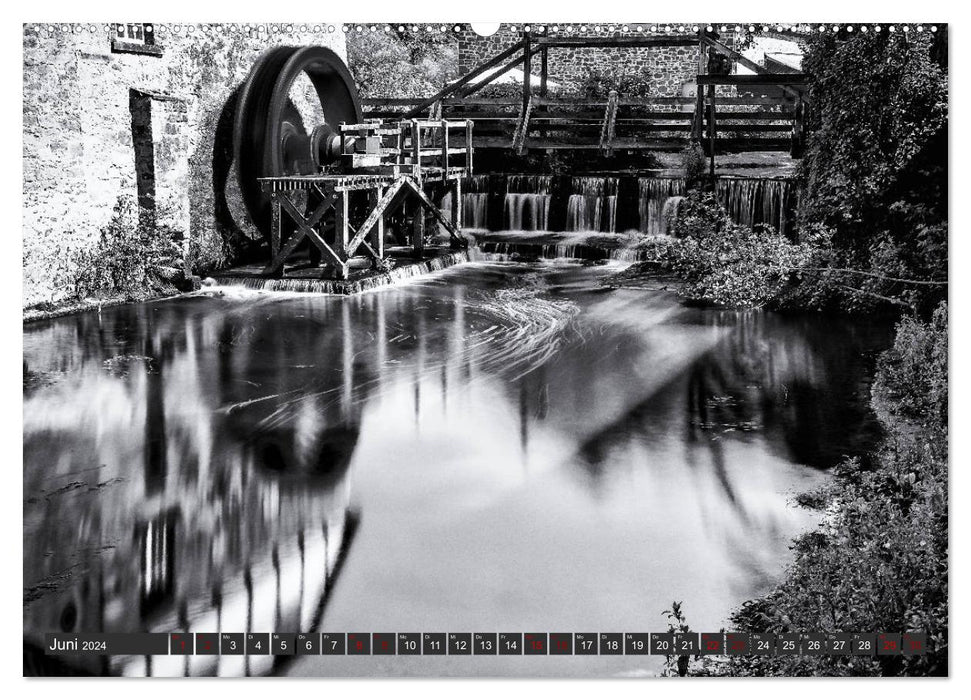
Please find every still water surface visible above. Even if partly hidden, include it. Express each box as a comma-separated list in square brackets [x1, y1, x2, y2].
[23, 260, 891, 676]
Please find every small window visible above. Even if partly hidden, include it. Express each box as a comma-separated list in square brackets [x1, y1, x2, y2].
[111, 23, 163, 57]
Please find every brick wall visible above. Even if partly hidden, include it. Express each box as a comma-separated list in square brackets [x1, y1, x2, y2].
[456, 24, 711, 97]
[22, 24, 347, 308]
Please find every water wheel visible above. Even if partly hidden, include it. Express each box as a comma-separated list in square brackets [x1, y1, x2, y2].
[233, 46, 362, 240]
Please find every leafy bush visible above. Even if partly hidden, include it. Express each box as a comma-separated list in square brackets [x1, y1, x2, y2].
[796, 29, 948, 316]
[575, 67, 654, 99]
[664, 192, 815, 307]
[871, 302, 948, 432]
[346, 30, 458, 98]
[69, 196, 184, 301]
[680, 142, 706, 187]
[687, 303, 948, 677]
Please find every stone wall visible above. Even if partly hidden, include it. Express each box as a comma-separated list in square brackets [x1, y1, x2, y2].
[456, 25, 706, 97]
[22, 24, 346, 308]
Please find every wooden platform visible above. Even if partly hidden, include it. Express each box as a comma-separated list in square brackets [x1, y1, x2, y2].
[258, 119, 473, 282]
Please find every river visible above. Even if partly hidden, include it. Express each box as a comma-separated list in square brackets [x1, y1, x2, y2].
[22, 259, 892, 676]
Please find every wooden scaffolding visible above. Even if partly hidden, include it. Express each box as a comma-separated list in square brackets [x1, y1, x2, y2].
[258, 118, 473, 280]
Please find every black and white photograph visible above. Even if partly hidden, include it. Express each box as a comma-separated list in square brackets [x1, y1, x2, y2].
[19, 9, 952, 683]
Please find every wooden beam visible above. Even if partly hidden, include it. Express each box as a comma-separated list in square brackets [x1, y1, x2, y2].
[455, 43, 545, 100]
[537, 36, 697, 48]
[402, 178, 461, 241]
[345, 178, 410, 256]
[522, 31, 532, 123]
[335, 190, 350, 261]
[412, 200, 425, 259]
[600, 90, 618, 155]
[263, 192, 338, 276]
[540, 46, 548, 98]
[403, 38, 528, 118]
[513, 92, 533, 155]
[692, 29, 706, 140]
[451, 178, 462, 236]
[371, 185, 385, 259]
[270, 193, 281, 259]
[272, 195, 344, 274]
[697, 73, 808, 86]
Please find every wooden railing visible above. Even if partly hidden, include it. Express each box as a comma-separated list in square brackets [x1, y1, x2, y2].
[696, 73, 809, 167]
[364, 94, 802, 154]
[362, 31, 811, 158]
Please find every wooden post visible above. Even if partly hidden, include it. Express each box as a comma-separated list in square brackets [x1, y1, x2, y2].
[441, 120, 449, 170]
[791, 96, 805, 158]
[522, 33, 532, 118]
[412, 201, 425, 260]
[411, 119, 422, 181]
[600, 90, 618, 155]
[372, 186, 385, 259]
[692, 31, 706, 140]
[465, 120, 474, 177]
[335, 190, 350, 279]
[270, 191, 281, 261]
[396, 122, 405, 168]
[707, 84, 716, 178]
[540, 46, 548, 98]
[451, 177, 462, 246]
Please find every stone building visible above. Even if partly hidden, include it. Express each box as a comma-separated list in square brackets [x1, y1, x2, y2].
[22, 23, 347, 308]
[455, 24, 711, 97]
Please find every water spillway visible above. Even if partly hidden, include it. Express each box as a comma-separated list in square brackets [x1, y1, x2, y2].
[460, 174, 796, 237]
[639, 177, 686, 235]
[715, 176, 797, 237]
[504, 175, 553, 231]
[565, 176, 619, 233]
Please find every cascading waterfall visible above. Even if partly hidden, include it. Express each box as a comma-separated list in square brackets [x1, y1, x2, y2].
[716, 177, 791, 235]
[503, 175, 553, 231]
[459, 174, 796, 242]
[463, 194, 490, 230]
[565, 177, 618, 232]
[638, 177, 686, 235]
[660, 196, 686, 236]
[462, 174, 492, 230]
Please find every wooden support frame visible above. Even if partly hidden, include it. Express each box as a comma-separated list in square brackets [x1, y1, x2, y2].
[263, 190, 340, 277]
[257, 116, 472, 281]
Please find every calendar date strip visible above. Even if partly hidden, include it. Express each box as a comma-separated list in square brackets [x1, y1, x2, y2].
[45, 632, 927, 657]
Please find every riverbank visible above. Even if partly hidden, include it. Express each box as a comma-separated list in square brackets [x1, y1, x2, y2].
[740, 303, 946, 676]
[663, 302, 948, 677]
[23, 289, 181, 324]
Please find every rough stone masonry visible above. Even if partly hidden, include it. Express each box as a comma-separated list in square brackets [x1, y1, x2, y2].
[22, 24, 346, 309]
[455, 24, 703, 96]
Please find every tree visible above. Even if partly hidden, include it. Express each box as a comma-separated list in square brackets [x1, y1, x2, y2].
[795, 28, 948, 315]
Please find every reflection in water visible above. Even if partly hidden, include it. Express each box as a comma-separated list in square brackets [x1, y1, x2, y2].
[23, 261, 891, 677]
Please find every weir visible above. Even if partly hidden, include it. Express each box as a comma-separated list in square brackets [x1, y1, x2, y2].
[458, 174, 795, 237]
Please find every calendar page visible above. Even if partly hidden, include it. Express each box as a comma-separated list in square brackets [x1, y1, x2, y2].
[21, 8, 949, 682]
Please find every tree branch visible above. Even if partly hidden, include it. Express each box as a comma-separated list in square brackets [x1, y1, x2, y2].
[795, 267, 948, 286]
[835, 284, 916, 310]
